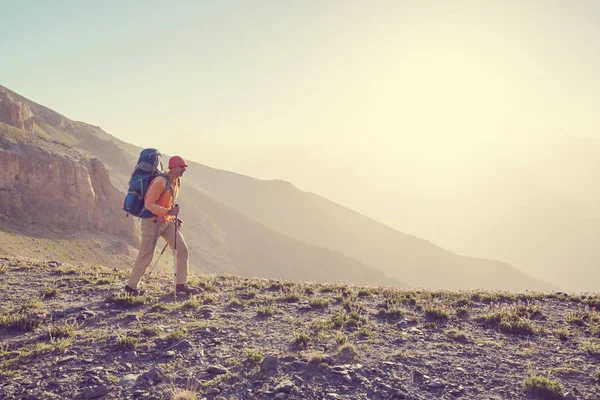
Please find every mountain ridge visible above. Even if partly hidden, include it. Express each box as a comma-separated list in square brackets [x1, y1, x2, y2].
[0, 83, 554, 291]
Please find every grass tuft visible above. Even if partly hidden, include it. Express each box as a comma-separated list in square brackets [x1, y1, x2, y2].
[522, 376, 563, 399]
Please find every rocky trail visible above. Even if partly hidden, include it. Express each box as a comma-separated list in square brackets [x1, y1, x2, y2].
[1, 257, 600, 399]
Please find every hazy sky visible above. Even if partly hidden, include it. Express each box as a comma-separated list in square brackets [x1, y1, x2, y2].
[2, 1, 600, 259]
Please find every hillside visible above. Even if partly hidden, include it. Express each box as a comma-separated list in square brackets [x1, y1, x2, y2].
[0, 85, 403, 288]
[0, 83, 553, 291]
[179, 164, 554, 291]
[1, 257, 598, 399]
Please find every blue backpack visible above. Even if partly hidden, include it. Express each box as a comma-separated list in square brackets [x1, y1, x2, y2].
[123, 148, 171, 218]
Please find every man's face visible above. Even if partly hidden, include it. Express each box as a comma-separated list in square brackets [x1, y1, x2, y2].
[173, 166, 187, 178]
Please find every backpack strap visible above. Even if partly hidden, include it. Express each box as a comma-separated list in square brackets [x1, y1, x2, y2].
[139, 173, 174, 219]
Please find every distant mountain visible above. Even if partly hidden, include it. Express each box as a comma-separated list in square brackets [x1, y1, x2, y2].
[0, 84, 554, 290]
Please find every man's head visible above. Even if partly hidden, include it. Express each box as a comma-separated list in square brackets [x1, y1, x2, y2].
[168, 155, 188, 178]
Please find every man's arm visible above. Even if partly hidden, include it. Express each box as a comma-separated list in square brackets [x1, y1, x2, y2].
[144, 176, 169, 217]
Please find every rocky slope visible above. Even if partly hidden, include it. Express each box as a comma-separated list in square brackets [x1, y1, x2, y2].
[1, 257, 598, 400]
[0, 122, 136, 244]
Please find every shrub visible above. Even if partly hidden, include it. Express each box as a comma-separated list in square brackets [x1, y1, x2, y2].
[335, 333, 348, 345]
[116, 335, 138, 350]
[244, 348, 263, 364]
[445, 329, 468, 342]
[141, 326, 161, 337]
[256, 305, 274, 317]
[111, 293, 146, 307]
[34, 337, 72, 354]
[46, 319, 79, 339]
[308, 298, 329, 309]
[522, 376, 563, 399]
[424, 305, 449, 321]
[0, 313, 45, 332]
[455, 307, 469, 319]
[180, 298, 201, 310]
[293, 333, 310, 349]
[307, 351, 324, 366]
[338, 343, 360, 361]
[581, 341, 600, 356]
[165, 328, 187, 343]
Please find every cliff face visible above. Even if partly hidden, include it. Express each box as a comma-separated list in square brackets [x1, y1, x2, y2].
[0, 91, 34, 134]
[0, 134, 137, 245]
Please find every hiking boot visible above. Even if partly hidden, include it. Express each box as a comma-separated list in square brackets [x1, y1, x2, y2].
[175, 284, 201, 295]
[124, 285, 145, 296]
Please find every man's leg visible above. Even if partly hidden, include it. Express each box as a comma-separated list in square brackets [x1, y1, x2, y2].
[161, 221, 189, 285]
[127, 219, 159, 289]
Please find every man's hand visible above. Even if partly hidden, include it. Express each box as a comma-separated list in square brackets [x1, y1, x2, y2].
[167, 205, 180, 216]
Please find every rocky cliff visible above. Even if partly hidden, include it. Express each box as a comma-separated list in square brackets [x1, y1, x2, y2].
[0, 125, 137, 245]
[0, 90, 34, 134]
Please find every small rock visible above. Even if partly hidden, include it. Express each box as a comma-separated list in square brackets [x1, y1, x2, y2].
[340, 372, 352, 383]
[165, 351, 176, 357]
[274, 380, 295, 393]
[118, 374, 139, 387]
[82, 384, 109, 399]
[292, 361, 307, 369]
[455, 367, 466, 374]
[322, 355, 334, 364]
[564, 392, 577, 400]
[46, 261, 62, 268]
[429, 379, 445, 388]
[207, 365, 228, 375]
[142, 368, 163, 383]
[261, 356, 280, 373]
[169, 339, 195, 352]
[56, 355, 77, 364]
[206, 388, 220, 395]
[274, 393, 286, 400]
[449, 385, 465, 396]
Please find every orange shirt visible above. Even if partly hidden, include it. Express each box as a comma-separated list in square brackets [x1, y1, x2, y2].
[143, 174, 179, 222]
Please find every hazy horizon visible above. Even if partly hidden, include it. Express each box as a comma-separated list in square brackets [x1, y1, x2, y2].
[2, 1, 600, 290]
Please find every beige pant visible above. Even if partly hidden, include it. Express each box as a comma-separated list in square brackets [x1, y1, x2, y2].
[128, 218, 189, 289]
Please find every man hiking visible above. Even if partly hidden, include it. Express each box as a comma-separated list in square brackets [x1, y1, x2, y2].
[125, 155, 199, 296]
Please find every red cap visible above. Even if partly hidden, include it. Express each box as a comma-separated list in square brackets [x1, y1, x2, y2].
[168, 155, 188, 169]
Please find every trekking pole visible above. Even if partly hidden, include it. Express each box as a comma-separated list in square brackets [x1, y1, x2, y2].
[174, 215, 179, 299]
[139, 241, 169, 289]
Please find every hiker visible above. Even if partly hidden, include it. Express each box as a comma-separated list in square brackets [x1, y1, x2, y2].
[125, 155, 199, 296]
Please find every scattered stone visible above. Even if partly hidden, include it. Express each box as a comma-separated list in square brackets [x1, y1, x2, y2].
[56, 355, 77, 364]
[208, 365, 228, 375]
[46, 261, 62, 268]
[82, 384, 109, 399]
[142, 368, 163, 384]
[206, 388, 220, 395]
[449, 385, 465, 396]
[118, 374, 139, 387]
[340, 372, 352, 383]
[169, 339, 195, 352]
[261, 356, 280, 373]
[274, 380, 295, 393]
[274, 393, 286, 400]
[429, 379, 445, 388]
[292, 361, 307, 369]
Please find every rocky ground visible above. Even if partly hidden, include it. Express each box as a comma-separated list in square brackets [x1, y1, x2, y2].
[1, 257, 600, 400]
